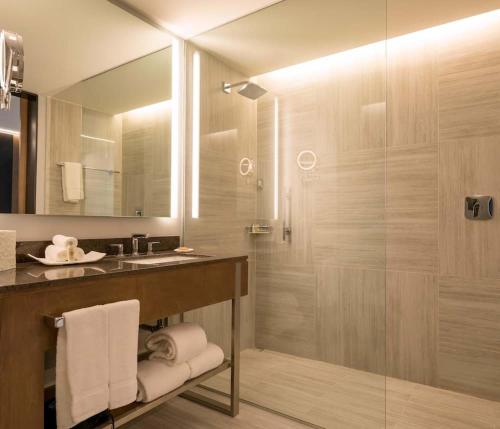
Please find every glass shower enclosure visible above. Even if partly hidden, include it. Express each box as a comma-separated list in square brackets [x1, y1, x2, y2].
[183, 1, 500, 427]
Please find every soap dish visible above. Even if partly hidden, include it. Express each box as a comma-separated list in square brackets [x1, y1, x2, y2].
[174, 247, 194, 254]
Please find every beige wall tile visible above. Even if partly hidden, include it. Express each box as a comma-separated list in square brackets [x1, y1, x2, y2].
[386, 145, 438, 211]
[438, 18, 500, 142]
[46, 98, 83, 215]
[439, 137, 500, 279]
[386, 271, 438, 385]
[439, 277, 500, 401]
[256, 265, 317, 359]
[316, 266, 386, 374]
[387, 37, 438, 148]
[386, 208, 438, 273]
[121, 104, 171, 217]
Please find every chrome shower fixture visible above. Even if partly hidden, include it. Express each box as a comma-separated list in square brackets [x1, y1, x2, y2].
[223, 81, 267, 100]
[1, 30, 24, 111]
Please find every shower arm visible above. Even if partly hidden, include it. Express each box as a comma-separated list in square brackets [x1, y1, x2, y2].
[223, 81, 248, 93]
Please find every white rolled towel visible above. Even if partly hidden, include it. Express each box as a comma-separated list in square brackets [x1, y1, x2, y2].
[53, 235, 78, 248]
[70, 247, 85, 262]
[187, 343, 225, 379]
[45, 245, 68, 262]
[145, 323, 207, 366]
[136, 360, 190, 403]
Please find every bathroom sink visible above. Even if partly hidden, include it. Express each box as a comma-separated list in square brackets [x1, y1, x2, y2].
[124, 255, 201, 265]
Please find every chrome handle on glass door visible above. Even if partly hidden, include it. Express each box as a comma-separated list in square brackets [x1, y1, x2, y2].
[283, 189, 292, 242]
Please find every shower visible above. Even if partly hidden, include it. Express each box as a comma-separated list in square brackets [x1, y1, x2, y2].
[223, 81, 267, 100]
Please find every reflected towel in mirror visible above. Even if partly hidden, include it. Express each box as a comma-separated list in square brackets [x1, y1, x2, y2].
[61, 162, 84, 203]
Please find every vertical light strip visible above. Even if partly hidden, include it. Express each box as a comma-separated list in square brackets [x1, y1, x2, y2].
[170, 38, 181, 218]
[191, 51, 201, 219]
[273, 96, 279, 220]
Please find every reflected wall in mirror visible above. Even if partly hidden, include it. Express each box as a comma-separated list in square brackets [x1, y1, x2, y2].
[46, 48, 172, 217]
[0, 0, 173, 217]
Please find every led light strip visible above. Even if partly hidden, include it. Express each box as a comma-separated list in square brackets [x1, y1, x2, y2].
[170, 38, 181, 219]
[191, 51, 201, 219]
[80, 134, 115, 144]
[274, 96, 279, 220]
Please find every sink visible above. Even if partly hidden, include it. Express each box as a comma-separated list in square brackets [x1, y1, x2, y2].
[124, 255, 200, 265]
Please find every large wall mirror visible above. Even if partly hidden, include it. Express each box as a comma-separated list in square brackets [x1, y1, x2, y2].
[0, 0, 176, 217]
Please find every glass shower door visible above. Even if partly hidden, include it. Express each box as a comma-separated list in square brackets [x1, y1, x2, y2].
[183, 1, 388, 427]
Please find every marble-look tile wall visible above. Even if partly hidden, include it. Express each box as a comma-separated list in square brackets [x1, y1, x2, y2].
[387, 14, 500, 401]
[252, 12, 500, 402]
[183, 44, 257, 353]
[121, 103, 171, 217]
[45, 99, 122, 216]
[255, 43, 387, 376]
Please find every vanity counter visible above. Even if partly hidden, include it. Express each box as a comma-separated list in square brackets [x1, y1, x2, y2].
[0, 252, 247, 294]
[0, 251, 247, 428]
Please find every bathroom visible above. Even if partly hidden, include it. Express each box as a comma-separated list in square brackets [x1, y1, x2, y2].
[1, 0, 500, 428]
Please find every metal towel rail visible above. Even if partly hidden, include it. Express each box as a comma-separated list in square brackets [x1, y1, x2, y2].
[44, 315, 65, 328]
[56, 162, 120, 174]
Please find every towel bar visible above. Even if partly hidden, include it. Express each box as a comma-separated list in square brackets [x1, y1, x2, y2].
[56, 162, 120, 174]
[44, 315, 65, 328]
[45, 316, 170, 330]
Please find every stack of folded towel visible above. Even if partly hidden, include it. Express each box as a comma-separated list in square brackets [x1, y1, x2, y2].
[137, 322, 224, 403]
[46, 234, 85, 263]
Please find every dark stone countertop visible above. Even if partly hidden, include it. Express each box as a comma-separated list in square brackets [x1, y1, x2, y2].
[0, 251, 248, 295]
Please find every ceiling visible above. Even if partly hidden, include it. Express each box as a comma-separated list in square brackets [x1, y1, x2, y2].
[0, 0, 171, 95]
[54, 48, 172, 115]
[188, 0, 500, 77]
[114, 0, 283, 39]
[5, 0, 500, 97]
[191, 0, 386, 77]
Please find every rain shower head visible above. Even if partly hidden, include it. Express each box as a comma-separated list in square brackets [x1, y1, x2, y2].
[223, 81, 267, 100]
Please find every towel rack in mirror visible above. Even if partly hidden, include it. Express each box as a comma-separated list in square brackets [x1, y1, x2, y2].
[56, 162, 120, 174]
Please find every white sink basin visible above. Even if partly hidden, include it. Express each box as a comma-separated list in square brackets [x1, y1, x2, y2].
[124, 255, 199, 265]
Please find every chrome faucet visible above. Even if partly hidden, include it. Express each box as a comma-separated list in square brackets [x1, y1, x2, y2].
[131, 233, 148, 256]
[147, 241, 161, 256]
[109, 243, 124, 257]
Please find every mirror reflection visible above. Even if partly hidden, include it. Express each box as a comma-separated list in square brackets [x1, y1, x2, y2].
[46, 48, 172, 217]
[0, 0, 173, 217]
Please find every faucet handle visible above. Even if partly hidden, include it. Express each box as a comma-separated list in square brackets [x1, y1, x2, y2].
[147, 241, 161, 256]
[132, 233, 149, 239]
[109, 243, 124, 257]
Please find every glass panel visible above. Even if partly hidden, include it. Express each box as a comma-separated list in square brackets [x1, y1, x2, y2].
[184, 1, 387, 427]
[385, 3, 500, 428]
[46, 48, 172, 217]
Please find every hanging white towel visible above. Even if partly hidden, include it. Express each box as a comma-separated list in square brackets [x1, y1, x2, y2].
[56, 305, 109, 429]
[145, 322, 208, 366]
[136, 360, 190, 403]
[104, 300, 140, 409]
[187, 343, 225, 379]
[61, 162, 84, 203]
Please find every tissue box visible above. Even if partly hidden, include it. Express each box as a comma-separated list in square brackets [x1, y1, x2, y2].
[0, 230, 16, 271]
